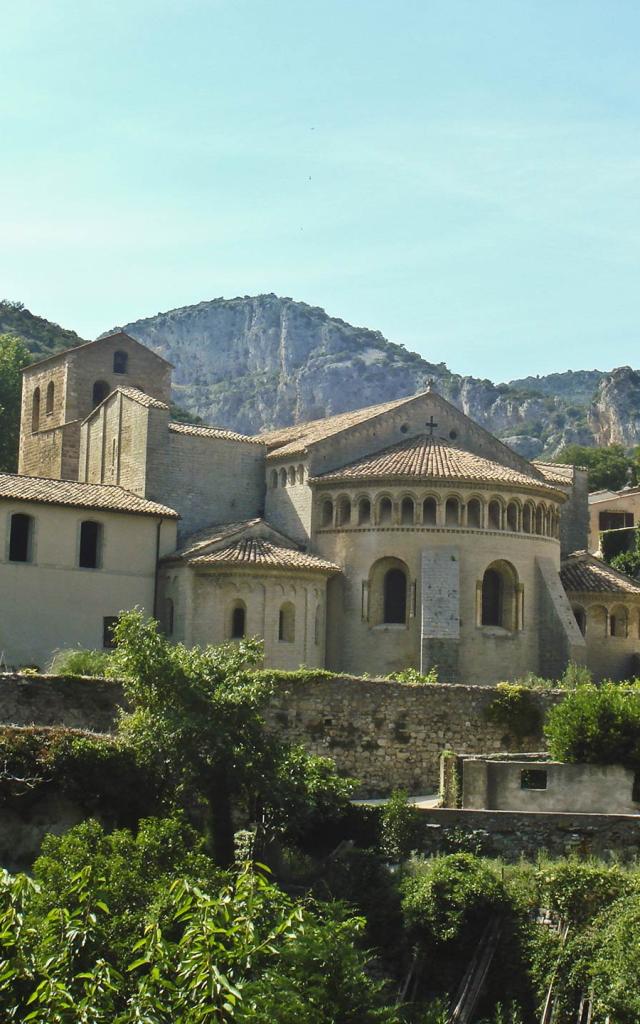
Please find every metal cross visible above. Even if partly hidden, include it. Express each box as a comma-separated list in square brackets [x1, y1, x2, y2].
[426, 415, 438, 437]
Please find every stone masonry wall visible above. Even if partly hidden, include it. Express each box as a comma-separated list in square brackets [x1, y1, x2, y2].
[264, 675, 564, 795]
[0, 674, 125, 732]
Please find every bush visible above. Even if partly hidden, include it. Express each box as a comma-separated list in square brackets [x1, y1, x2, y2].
[535, 858, 632, 925]
[545, 682, 640, 768]
[386, 667, 438, 685]
[380, 790, 423, 861]
[48, 647, 114, 676]
[484, 684, 542, 741]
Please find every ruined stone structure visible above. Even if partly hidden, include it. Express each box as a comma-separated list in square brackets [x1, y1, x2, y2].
[2, 331, 640, 681]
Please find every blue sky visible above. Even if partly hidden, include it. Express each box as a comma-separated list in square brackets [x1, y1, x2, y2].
[1, 0, 639, 380]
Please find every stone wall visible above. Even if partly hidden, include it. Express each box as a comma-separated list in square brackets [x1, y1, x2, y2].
[416, 807, 640, 861]
[265, 675, 563, 795]
[0, 674, 124, 730]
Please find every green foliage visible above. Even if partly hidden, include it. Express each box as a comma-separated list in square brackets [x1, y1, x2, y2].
[0, 332, 31, 472]
[484, 683, 543, 740]
[545, 682, 640, 768]
[610, 546, 640, 578]
[514, 661, 593, 691]
[0, 298, 85, 358]
[535, 858, 632, 926]
[554, 442, 638, 492]
[401, 853, 506, 947]
[380, 791, 422, 861]
[385, 666, 438, 685]
[260, 744, 353, 846]
[0, 851, 397, 1023]
[169, 400, 204, 424]
[48, 647, 114, 677]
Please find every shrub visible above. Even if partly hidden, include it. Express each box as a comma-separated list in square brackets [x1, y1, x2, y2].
[380, 790, 423, 861]
[534, 859, 632, 926]
[484, 684, 542, 741]
[48, 647, 114, 677]
[386, 666, 438, 685]
[545, 682, 640, 768]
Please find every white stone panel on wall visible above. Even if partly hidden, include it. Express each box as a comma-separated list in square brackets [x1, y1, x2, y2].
[421, 546, 460, 639]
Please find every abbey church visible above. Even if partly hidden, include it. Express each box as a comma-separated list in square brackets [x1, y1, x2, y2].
[2, 330, 640, 684]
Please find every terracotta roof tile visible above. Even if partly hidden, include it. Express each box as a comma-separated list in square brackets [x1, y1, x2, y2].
[115, 386, 169, 410]
[169, 422, 264, 444]
[190, 537, 340, 573]
[259, 395, 415, 455]
[313, 436, 560, 493]
[534, 462, 578, 485]
[561, 553, 640, 594]
[0, 473, 179, 518]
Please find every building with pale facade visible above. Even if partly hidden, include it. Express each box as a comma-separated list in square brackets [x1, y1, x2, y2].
[2, 330, 640, 683]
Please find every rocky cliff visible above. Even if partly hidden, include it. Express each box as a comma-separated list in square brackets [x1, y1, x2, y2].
[110, 293, 613, 455]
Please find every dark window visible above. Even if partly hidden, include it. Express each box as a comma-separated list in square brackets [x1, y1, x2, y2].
[113, 350, 128, 374]
[423, 497, 437, 525]
[378, 497, 393, 525]
[383, 568, 407, 624]
[79, 520, 101, 569]
[164, 598, 174, 635]
[521, 769, 548, 791]
[401, 497, 414, 525]
[481, 569, 502, 627]
[46, 380, 55, 415]
[92, 380, 110, 407]
[358, 498, 371, 525]
[467, 498, 481, 528]
[231, 604, 246, 639]
[445, 497, 459, 526]
[573, 607, 586, 636]
[103, 616, 118, 649]
[321, 499, 333, 526]
[278, 602, 295, 642]
[9, 513, 33, 562]
[31, 388, 41, 433]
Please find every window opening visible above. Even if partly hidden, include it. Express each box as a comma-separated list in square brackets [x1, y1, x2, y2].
[378, 497, 393, 525]
[506, 503, 518, 531]
[488, 500, 502, 530]
[521, 769, 548, 790]
[31, 388, 41, 433]
[103, 616, 118, 649]
[9, 513, 33, 562]
[321, 499, 333, 527]
[92, 380, 110, 407]
[467, 498, 481, 528]
[401, 497, 414, 525]
[113, 350, 128, 374]
[481, 568, 502, 627]
[278, 602, 295, 642]
[422, 497, 437, 526]
[45, 380, 55, 415]
[79, 521, 101, 569]
[445, 497, 460, 526]
[358, 497, 371, 525]
[231, 602, 246, 639]
[383, 568, 407, 624]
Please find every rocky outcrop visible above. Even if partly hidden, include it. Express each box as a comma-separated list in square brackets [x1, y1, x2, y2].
[588, 367, 640, 447]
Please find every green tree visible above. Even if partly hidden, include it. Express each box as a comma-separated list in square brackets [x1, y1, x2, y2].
[554, 443, 638, 492]
[545, 682, 640, 768]
[109, 610, 350, 865]
[0, 332, 31, 472]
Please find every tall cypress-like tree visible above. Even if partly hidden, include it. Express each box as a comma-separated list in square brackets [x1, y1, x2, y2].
[0, 333, 31, 472]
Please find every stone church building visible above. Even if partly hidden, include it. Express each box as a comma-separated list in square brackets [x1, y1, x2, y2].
[2, 330, 640, 683]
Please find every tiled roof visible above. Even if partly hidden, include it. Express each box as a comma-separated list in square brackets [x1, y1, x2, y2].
[169, 422, 264, 444]
[534, 463, 577, 485]
[0, 473, 179, 518]
[116, 386, 169, 410]
[190, 537, 340, 573]
[173, 518, 264, 559]
[313, 436, 560, 493]
[561, 552, 640, 594]
[259, 395, 416, 455]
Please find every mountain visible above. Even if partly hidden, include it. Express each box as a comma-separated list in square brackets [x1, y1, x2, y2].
[4, 294, 639, 457]
[108, 293, 608, 455]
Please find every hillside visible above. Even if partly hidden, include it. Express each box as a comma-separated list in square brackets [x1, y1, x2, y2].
[0, 300, 87, 359]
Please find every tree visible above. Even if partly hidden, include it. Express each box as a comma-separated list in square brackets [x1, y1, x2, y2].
[0, 332, 31, 472]
[544, 682, 640, 769]
[554, 443, 638, 492]
[109, 611, 351, 865]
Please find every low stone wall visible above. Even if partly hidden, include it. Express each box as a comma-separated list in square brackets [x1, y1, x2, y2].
[265, 675, 563, 795]
[416, 807, 640, 861]
[0, 673, 124, 732]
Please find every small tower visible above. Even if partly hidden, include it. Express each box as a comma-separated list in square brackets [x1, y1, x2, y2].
[18, 332, 172, 481]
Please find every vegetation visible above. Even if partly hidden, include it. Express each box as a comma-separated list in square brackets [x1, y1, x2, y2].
[48, 647, 114, 677]
[484, 683, 543, 741]
[554, 442, 639, 491]
[0, 332, 31, 472]
[545, 681, 640, 768]
[0, 299, 85, 359]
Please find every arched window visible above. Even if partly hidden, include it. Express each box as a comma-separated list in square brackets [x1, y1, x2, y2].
[337, 496, 351, 526]
[535, 505, 545, 535]
[297, 464, 304, 484]
[522, 503, 533, 533]
[321, 498, 333, 527]
[383, 567, 407, 624]
[572, 605, 586, 636]
[288, 466, 296, 486]
[480, 560, 520, 631]
[92, 380, 110, 407]
[79, 520, 102, 569]
[378, 497, 393, 525]
[279, 468, 287, 488]
[231, 600, 246, 639]
[270, 469, 278, 488]
[590, 605, 608, 638]
[278, 601, 295, 642]
[164, 598, 175, 636]
[401, 497, 415, 525]
[45, 380, 55, 415]
[113, 350, 128, 374]
[467, 498, 482, 528]
[31, 388, 41, 433]
[488, 500, 502, 530]
[445, 497, 460, 526]
[506, 502, 519, 532]
[422, 497, 437, 526]
[9, 513, 34, 563]
[358, 497, 371, 525]
[610, 605, 629, 639]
